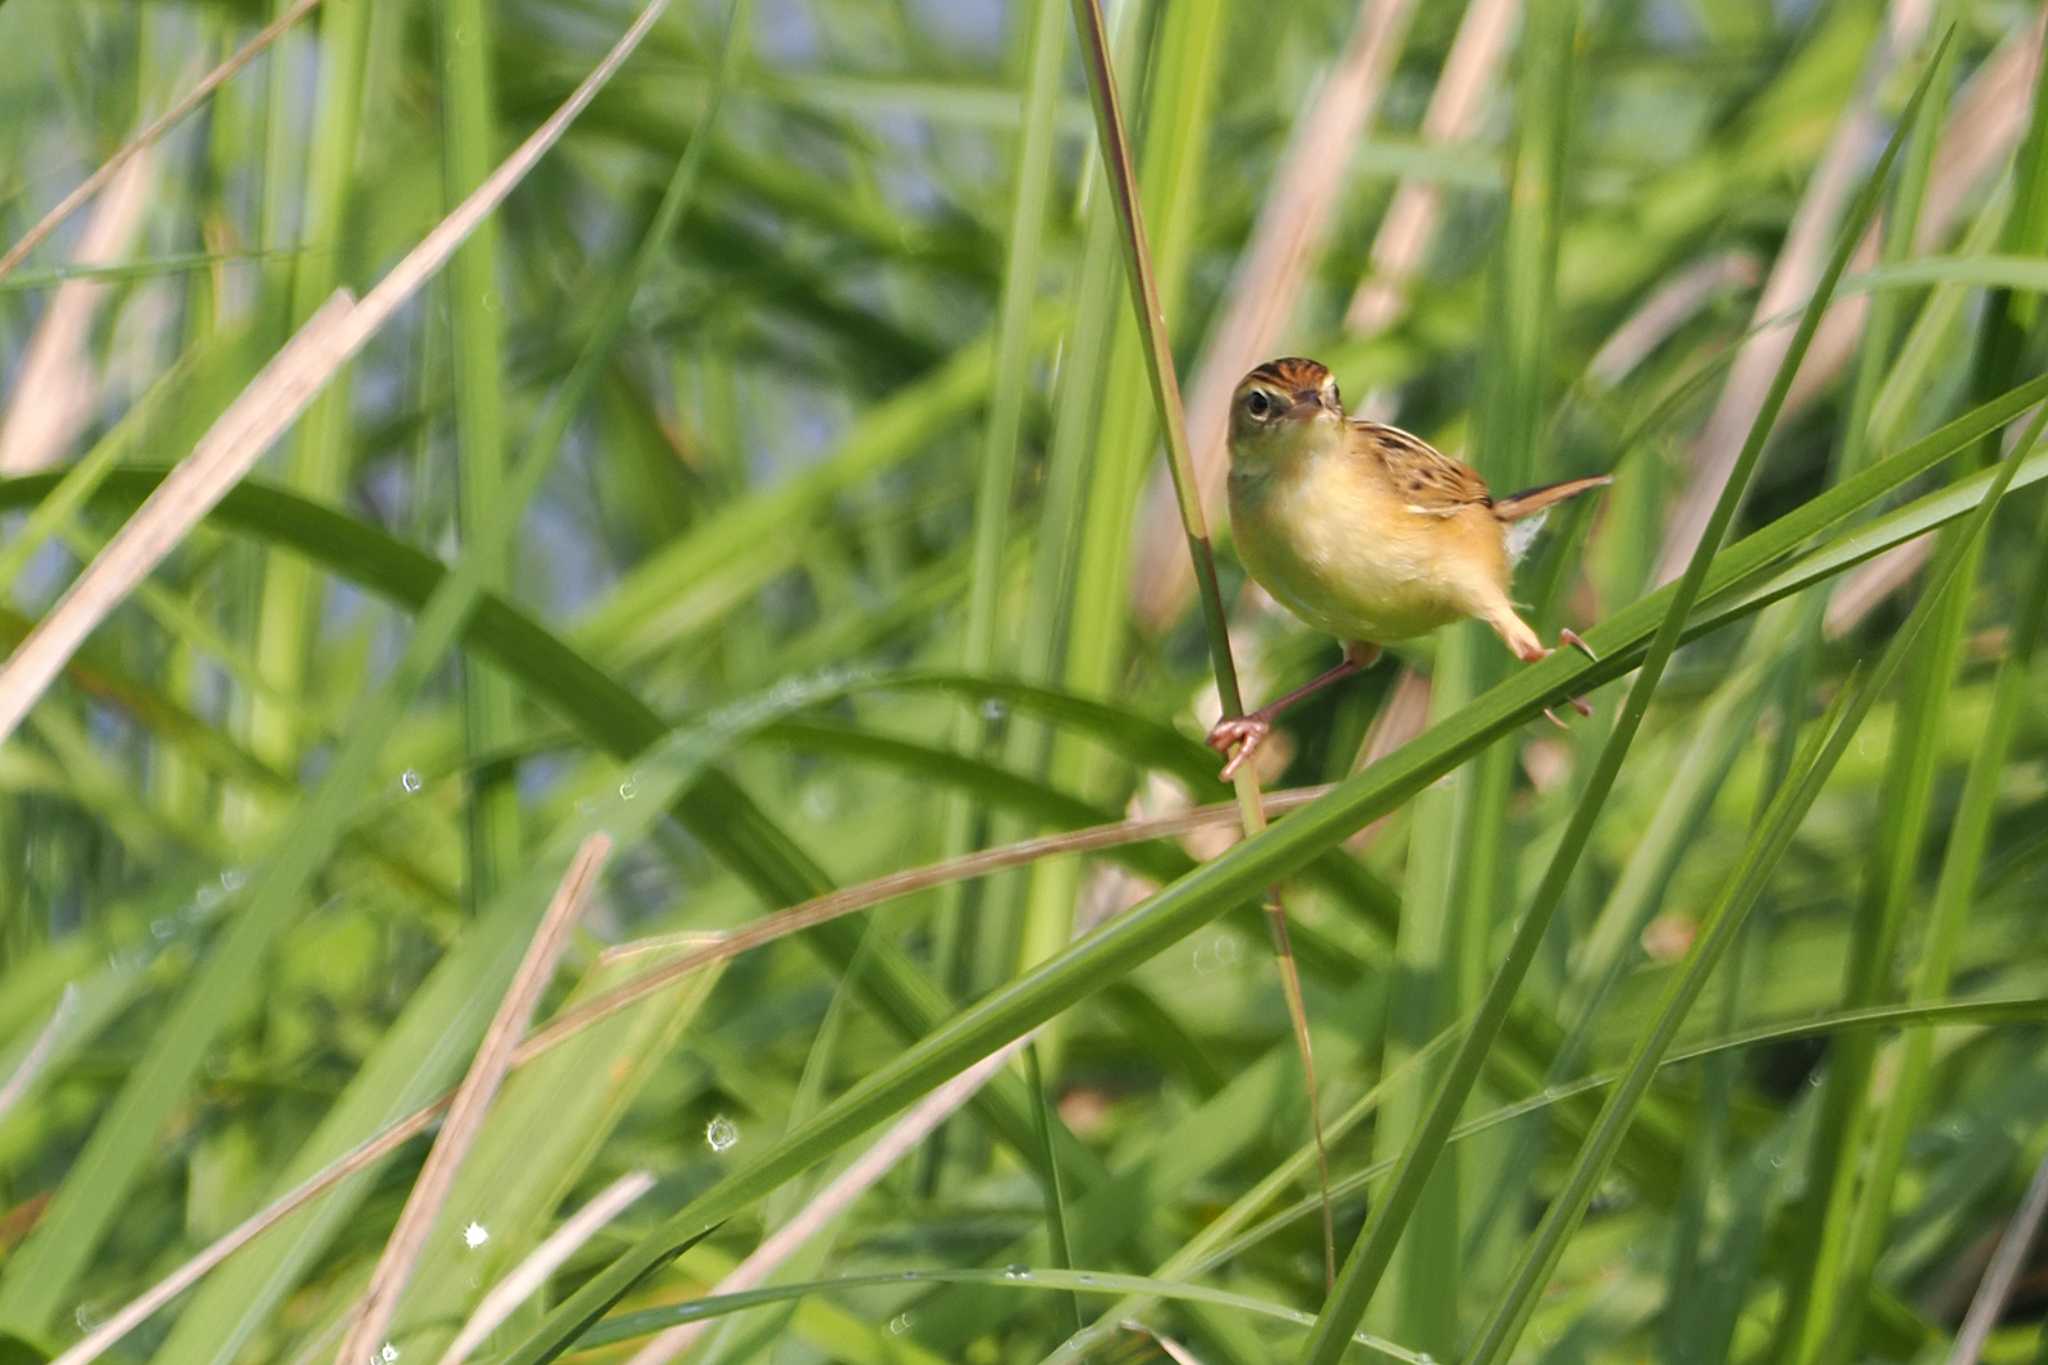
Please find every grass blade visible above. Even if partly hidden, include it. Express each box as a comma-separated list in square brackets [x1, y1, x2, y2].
[1465, 375, 2047, 1365]
[1293, 27, 1958, 1365]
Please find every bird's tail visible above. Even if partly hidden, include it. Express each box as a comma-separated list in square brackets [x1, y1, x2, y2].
[1491, 473, 1613, 522]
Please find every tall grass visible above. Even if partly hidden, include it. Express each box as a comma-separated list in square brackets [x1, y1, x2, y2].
[1, 4, 2046, 1364]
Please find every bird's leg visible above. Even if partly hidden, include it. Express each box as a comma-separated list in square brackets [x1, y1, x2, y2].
[1480, 603, 1596, 725]
[1208, 642, 1381, 780]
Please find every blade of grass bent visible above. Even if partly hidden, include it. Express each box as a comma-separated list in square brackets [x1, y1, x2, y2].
[1464, 384, 2047, 1365]
[1293, 30, 1958, 1365]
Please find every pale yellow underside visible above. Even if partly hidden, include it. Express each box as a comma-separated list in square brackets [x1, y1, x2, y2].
[1229, 439, 1512, 645]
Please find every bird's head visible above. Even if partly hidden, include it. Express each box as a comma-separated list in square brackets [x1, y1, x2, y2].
[1228, 357, 1345, 466]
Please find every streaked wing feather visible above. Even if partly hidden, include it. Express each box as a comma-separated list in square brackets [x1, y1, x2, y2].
[1355, 420, 1492, 516]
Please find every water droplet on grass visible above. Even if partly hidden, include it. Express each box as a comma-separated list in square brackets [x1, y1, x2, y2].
[705, 1115, 739, 1152]
[400, 769, 423, 794]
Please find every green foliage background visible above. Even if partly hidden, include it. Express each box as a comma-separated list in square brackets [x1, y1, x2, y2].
[1, 0, 2047, 1361]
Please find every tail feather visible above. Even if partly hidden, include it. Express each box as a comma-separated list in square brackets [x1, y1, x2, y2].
[1491, 473, 1613, 522]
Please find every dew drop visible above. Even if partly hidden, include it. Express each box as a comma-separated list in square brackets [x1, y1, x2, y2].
[220, 867, 246, 893]
[888, 1313, 912, 1335]
[1001, 1263, 1030, 1280]
[463, 1220, 489, 1249]
[400, 769, 423, 794]
[1769, 1155, 1785, 1169]
[618, 775, 638, 800]
[980, 697, 1008, 724]
[705, 1115, 739, 1152]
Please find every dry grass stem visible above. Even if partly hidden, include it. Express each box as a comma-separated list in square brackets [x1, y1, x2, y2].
[0, 0, 672, 751]
[1345, 0, 1521, 347]
[0, 150, 158, 474]
[1587, 251, 1762, 388]
[0, 0, 325, 285]
[435, 1171, 657, 1365]
[336, 834, 612, 1364]
[1787, 10, 2046, 422]
[0, 988, 76, 1126]
[1656, 0, 1939, 583]
[622, 1035, 1036, 1364]
[0, 289, 357, 748]
[1946, 1148, 2048, 1365]
[1823, 538, 1935, 638]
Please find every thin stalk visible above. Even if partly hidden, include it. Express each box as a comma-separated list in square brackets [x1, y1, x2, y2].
[440, 0, 521, 906]
[1026, 1044, 1082, 1335]
[1065, 0, 1335, 1284]
[1294, 35, 1953, 1364]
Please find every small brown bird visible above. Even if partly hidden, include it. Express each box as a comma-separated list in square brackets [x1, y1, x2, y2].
[1208, 357, 1611, 778]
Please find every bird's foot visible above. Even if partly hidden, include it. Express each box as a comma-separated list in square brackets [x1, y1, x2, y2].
[1541, 694, 1595, 729]
[1206, 714, 1274, 782]
[1559, 627, 1598, 662]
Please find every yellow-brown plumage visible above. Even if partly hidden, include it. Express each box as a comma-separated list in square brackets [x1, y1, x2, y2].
[1208, 357, 1610, 775]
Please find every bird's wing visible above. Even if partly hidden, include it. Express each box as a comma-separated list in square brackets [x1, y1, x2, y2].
[1354, 420, 1492, 517]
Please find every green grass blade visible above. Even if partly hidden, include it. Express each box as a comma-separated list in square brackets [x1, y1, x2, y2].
[1293, 29, 1956, 1365]
[440, 0, 522, 907]
[584, 1267, 1429, 1362]
[244, 0, 371, 779]
[1465, 382, 2046, 1365]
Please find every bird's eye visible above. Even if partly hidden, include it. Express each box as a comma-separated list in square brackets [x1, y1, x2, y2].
[1246, 390, 1272, 418]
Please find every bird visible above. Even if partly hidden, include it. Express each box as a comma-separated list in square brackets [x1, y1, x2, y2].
[1207, 356, 1611, 779]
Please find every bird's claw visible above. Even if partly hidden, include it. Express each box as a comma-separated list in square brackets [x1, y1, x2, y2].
[1206, 715, 1273, 781]
[1559, 627, 1598, 662]
[1542, 693, 1595, 729]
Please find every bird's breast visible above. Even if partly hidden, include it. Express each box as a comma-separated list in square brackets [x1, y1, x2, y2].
[1228, 456, 1483, 642]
